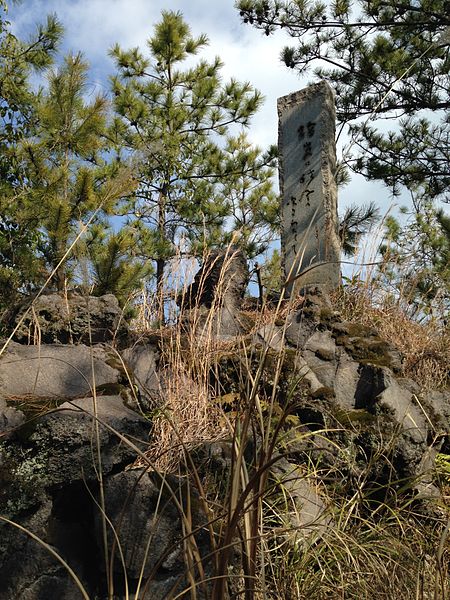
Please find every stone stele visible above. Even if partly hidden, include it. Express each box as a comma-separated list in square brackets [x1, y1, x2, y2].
[278, 81, 341, 294]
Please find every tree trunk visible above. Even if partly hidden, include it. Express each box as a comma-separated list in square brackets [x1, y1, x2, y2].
[156, 185, 167, 325]
[156, 256, 165, 325]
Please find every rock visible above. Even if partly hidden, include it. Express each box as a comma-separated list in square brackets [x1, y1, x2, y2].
[12, 292, 127, 345]
[0, 398, 25, 438]
[253, 323, 285, 351]
[0, 395, 151, 508]
[425, 389, 450, 436]
[270, 457, 332, 545]
[372, 373, 428, 443]
[179, 247, 250, 338]
[0, 342, 120, 402]
[0, 393, 153, 600]
[331, 321, 403, 372]
[302, 330, 361, 409]
[121, 342, 161, 409]
[26, 395, 151, 486]
[293, 355, 324, 394]
[285, 306, 320, 349]
[0, 499, 87, 600]
[97, 469, 211, 599]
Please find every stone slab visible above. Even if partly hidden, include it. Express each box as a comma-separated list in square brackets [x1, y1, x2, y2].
[0, 342, 120, 400]
[278, 81, 341, 293]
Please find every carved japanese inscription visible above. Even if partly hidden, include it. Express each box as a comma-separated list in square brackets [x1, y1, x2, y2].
[278, 81, 341, 294]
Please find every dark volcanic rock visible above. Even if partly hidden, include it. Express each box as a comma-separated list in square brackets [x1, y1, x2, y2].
[0, 398, 25, 438]
[0, 499, 88, 600]
[121, 341, 161, 410]
[12, 292, 127, 345]
[94, 469, 211, 599]
[0, 395, 153, 600]
[179, 247, 250, 338]
[27, 395, 151, 487]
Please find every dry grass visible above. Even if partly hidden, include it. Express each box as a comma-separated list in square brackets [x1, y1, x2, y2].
[2, 238, 449, 599]
[135, 247, 254, 472]
[332, 283, 450, 391]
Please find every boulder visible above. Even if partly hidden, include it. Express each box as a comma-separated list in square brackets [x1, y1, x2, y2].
[0, 342, 120, 403]
[270, 457, 332, 546]
[0, 499, 88, 600]
[121, 341, 161, 409]
[26, 395, 152, 486]
[0, 394, 153, 599]
[0, 398, 25, 438]
[96, 469, 211, 599]
[179, 247, 250, 339]
[12, 293, 127, 345]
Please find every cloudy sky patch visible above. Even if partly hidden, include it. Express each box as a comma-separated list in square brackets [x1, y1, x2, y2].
[9, 0, 389, 214]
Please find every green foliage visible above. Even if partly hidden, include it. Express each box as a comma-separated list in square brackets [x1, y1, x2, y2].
[378, 204, 450, 317]
[237, 0, 449, 204]
[237, 0, 449, 313]
[260, 248, 283, 294]
[339, 201, 380, 256]
[214, 133, 279, 259]
[0, 5, 63, 311]
[86, 226, 153, 306]
[17, 53, 135, 291]
[110, 10, 277, 317]
[436, 453, 450, 476]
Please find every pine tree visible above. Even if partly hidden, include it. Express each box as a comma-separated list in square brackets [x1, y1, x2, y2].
[0, 3, 63, 312]
[84, 225, 153, 307]
[110, 10, 276, 321]
[18, 53, 135, 291]
[339, 202, 380, 256]
[379, 206, 450, 318]
[237, 0, 449, 313]
[215, 133, 279, 259]
[237, 0, 449, 205]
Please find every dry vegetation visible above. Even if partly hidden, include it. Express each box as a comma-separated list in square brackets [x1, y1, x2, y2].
[332, 282, 450, 391]
[118, 260, 449, 598]
[1, 246, 449, 599]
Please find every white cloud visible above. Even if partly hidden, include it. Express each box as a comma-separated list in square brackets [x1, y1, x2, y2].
[11, 0, 300, 146]
[10, 0, 388, 211]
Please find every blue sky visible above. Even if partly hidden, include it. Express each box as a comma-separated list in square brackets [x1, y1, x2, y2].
[9, 0, 392, 246]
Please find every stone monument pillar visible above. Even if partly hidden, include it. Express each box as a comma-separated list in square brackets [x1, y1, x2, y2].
[278, 81, 341, 294]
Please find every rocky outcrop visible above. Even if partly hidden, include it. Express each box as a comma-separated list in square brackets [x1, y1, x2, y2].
[0, 388, 212, 599]
[283, 295, 444, 492]
[0, 322, 212, 599]
[0, 288, 448, 599]
[179, 247, 250, 338]
[11, 292, 127, 345]
[121, 341, 161, 410]
[0, 342, 120, 402]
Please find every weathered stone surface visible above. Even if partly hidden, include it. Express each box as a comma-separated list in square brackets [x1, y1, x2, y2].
[373, 373, 428, 443]
[0, 394, 153, 600]
[0, 499, 88, 600]
[0, 342, 120, 401]
[0, 398, 25, 438]
[254, 323, 286, 351]
[180, 247, 250, 338]
[278, 82, 341, 293]
[122, 342, 161, 408]
[97, 469, 210, 598]
[425, 389, 450, 435]
[271, 457, 332, 545]
[28, 395, 151, 486]
[301, 330, 360, 409]
[12, 292, 127, 345]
